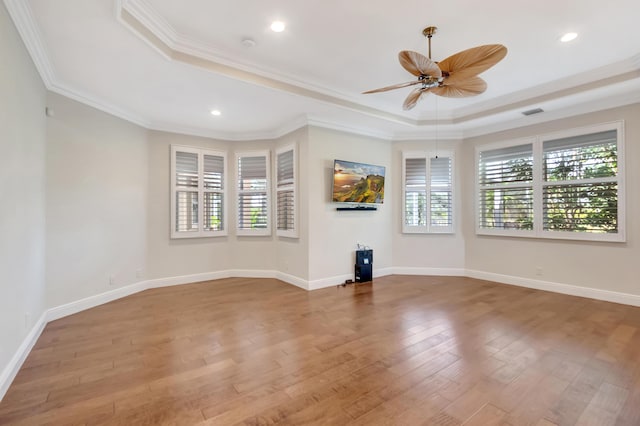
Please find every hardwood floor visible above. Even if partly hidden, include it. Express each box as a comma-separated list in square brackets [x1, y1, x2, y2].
[1, 275, 639, 425]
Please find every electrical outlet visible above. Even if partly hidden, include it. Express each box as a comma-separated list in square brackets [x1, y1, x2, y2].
[109, 275, 115, 286]
[136, 269, 144, 279]
[535, 267, 543, 276]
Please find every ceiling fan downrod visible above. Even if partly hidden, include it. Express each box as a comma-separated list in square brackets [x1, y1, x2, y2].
[422, 26, 437, 59]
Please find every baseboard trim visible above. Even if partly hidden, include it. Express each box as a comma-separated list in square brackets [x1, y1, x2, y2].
[275, 272, 309, 290]
[228, 269, 277, 279]
[47, 280, 150, 322]
[374, 267, 394, 278]
[308, 274, 353, 290]
[145, 270, 232, 288]
[465, 269, 640, 307]
[392, 267, 466, 276]
[0, 311, 47, 401]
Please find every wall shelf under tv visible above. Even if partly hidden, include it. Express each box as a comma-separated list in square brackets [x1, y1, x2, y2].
[336, 206, 377, 211]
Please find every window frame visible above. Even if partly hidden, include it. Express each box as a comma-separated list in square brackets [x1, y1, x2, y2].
[402, 150, 455, 234]
[236, 150, 271, 237]
[170, 145, 227, 239]
[475, 121, 625, 242]
[275, 144, 298, 238]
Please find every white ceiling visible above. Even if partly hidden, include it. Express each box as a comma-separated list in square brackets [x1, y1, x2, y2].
[7, 0, 640, 140]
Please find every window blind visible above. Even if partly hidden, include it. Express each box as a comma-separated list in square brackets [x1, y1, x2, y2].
[171, 146, 226, 238]
[175, 151, 198, 188]
[542, 129, 618, 233]
[277, 150, 294, 187]
[238, 156, 267, 190]
[403, 154, 453, 233]
[478, 143, 533, 231]
[175, 191, 198, 232]
[476, 122, 624, 241]
[430, 157, 452, 228]
[276, 148, 296, 235]
[203, 154, 224, 189]
[237, 152, 270, 234]
[479, 144, 533, 186]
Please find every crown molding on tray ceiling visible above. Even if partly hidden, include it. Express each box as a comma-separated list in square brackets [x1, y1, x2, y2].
[6, 0, 640, 142]
[118, 1, 640, 131]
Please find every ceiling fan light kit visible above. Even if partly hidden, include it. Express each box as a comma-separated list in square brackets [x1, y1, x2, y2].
[364, 26, 507, 110]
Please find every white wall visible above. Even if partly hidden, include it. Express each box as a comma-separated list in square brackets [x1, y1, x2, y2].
[227, 139, 278, 272]
[463, 104, 640, 296]
[146, 130, 233, 280]
[307, 127, 393, 284]
[391, 140, 466, 273]
[0, 1, 47, 393]
[274, 127, 309, 281]
[45, 93, 148, 308]
[146, 131, 310, 281]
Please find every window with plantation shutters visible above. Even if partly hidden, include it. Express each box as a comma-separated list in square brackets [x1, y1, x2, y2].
[171, 145, 227, 238]
[276, 145, 297, 238]
[476, 121, 625, 242]
[237, 151, 271, 236]
[542, 128, 620, 236]
[478, 143, 534, 232]
[402, 151, 454, 233]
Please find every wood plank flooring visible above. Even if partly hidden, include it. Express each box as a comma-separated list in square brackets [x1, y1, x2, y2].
[1, 275, 639, 425]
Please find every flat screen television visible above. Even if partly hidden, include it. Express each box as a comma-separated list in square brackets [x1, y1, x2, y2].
[332, 159, 385, 204]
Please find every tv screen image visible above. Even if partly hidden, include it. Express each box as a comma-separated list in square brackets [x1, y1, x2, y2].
[332, 159, 385, 204]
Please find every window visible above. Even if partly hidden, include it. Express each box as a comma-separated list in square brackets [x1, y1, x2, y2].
[237, 151, 271, 236]
[478, 143, 534, 232]
[171, 145, 227, 238]
[476, 122, 625, 241]
[403, 151, 454, 233]
[276, 145, 297, 238]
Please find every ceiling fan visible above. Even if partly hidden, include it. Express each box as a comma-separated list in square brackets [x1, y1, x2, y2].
[363, 26, 507, 110]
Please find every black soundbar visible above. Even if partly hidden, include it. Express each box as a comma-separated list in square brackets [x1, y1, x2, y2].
[336, 206, 377, 211]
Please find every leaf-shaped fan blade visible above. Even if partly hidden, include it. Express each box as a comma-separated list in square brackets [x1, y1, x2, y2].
[403, 87, 430, 110]
[438, 44, 507, 84]
[399, 51, 442, 78]
[432, 76, 487, 98]
[362, 80, 422, 94]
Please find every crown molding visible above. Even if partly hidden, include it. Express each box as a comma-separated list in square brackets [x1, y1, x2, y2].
[118, 0, 416, 128]
[452, 55, 640, 123]
[306, 116, 393, 140]
[392, 127, 464, 141]
[3, 0, 55, 86]
[462, 84, 640, 139]
[7, 0, 640, 144]
[49, 81, 150, 128]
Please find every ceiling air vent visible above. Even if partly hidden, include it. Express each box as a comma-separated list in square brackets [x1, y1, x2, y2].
[522, 107, 544, 116]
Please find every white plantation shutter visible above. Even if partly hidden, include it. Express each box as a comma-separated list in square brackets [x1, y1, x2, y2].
[276, 146, 297, 237]
[277, 149, 294, 185]
[478, 143, 534, 231]
[430, 157, 453, 228]
[237, 151, 271, 236]
[175, 151, 198, 188]
[203, 154, 225, 232]
[404, 158, 426, 227]
[403, 152, 454, 233]
[174, 151, 199, 233]
[171, 146, 227, 238]
[542, 129, 619, 234]
[476, 122, 624, 242]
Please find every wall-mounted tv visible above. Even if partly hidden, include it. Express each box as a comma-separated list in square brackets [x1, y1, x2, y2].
[332, 159, 385, 204]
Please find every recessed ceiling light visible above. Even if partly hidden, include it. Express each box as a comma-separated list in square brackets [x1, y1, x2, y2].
[210, 110, 221, 116]
[560, 32, 578, 43]
[270, 21, 286, 33]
